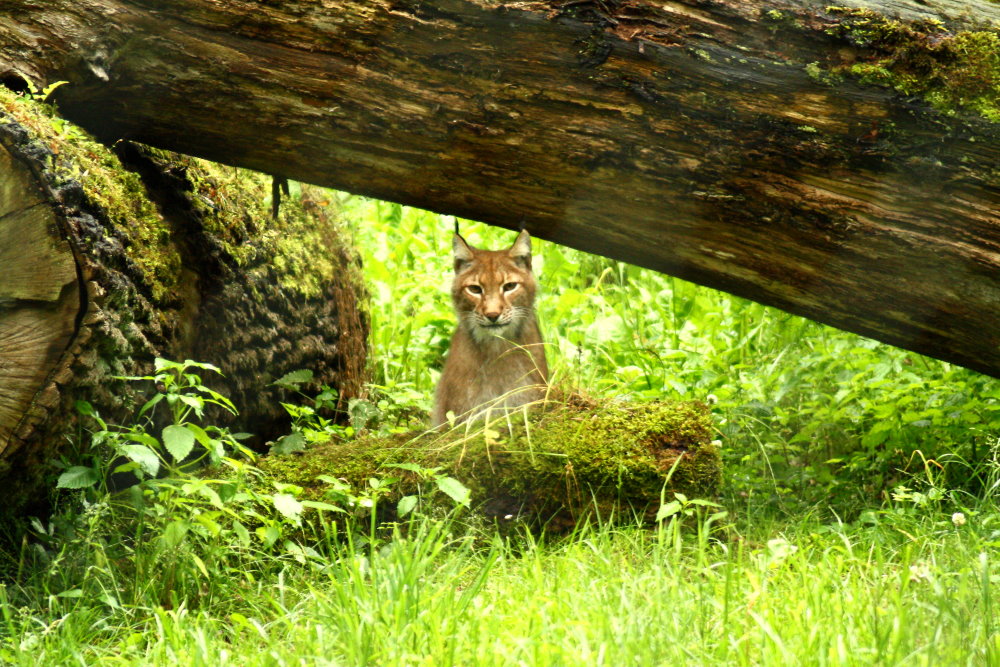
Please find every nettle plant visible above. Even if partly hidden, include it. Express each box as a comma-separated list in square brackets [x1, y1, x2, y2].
[56, 359, 326, 557]
[56, 358, 470, 563]
[270, 369, 427, 456]
[59, 358, 251, 490]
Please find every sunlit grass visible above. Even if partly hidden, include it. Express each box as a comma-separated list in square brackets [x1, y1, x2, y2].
[3, 505, 998, 665]
[341, 196, 1000, 509]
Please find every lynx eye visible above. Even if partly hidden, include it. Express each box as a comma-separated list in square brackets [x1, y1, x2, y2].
[503, 282, 518, 293]
[466, 285, 483, 296]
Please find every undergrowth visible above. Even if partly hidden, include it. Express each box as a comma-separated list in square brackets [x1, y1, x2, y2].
[2, 194, 999, 664]
[340, 196, 1000, 514]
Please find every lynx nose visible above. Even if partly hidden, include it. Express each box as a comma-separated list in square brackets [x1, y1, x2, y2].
[485, 312, 501, 323]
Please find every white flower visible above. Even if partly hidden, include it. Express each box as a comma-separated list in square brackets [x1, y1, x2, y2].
[952, 512, 966, 526]
[706, 394, 719, 405]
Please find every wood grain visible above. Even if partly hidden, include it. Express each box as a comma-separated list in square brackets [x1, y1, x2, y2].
[0, 0, 998, 375]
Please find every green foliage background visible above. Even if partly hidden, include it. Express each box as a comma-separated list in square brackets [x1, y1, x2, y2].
[341, 195, 1000, 513]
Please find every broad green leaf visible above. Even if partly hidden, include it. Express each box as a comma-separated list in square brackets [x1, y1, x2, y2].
[397, 495, 418, 517]
[179, 394, 205, 413]
[161, 519, 189, 548]
[272, 369, 314, 388]
[184, 422, 213, 448]
[233, 520, 251, 546]
[56, 589, 83, 598]
[194, 513, 222, 536]
[154, 358, 184, 372]
[218, 482, 238, 504]
[162, 424, 196, 462]
[121, 445, 160, 477]
[57, 466, 99, 489]
[124, 431, 160, 448]
[273, 493, 304, 521]
[184, 359, 221, 372]
[271, 432, 306, 455]
[74, 400, 96, 417]
[256, 524, 281, 547]
[197, 485, 224, 509]
[435, 476, 471, 507]
[656, 500, 682, 522]
[112, 460, 140, 476]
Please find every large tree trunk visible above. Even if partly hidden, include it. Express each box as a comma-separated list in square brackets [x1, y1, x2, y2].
[1, 0, 997, 376]
[0, 89, 368, 513]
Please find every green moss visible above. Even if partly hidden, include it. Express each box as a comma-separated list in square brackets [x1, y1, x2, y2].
[0, 87, 350, 302]
[156, 155, 346, 298]
[0, 86, 181, 301]
[820, 7, 1000, 122]
[258, 398, 721, 527]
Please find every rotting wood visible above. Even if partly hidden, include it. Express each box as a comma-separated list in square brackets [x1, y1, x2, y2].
[0, 90, 368, 515]
[0, 1, 998, 379]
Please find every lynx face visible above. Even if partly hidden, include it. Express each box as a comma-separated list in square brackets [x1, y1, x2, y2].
[452, 231, 538, 344]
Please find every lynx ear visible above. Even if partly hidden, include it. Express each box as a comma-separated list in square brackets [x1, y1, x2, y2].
[453, 233, 474, 272]
[508, 230, 532, 270]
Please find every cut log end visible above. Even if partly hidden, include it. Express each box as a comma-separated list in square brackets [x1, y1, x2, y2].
[0, 143, 81, 456]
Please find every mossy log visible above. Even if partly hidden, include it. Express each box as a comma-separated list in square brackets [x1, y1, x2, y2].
[0, 89, 368, 513]
[259, 399, 721, 530]
[1, 1, 999, 377]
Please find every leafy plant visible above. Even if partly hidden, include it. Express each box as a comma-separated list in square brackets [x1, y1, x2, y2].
[271, 368, 430, 456]
[58, 358, 250, 489]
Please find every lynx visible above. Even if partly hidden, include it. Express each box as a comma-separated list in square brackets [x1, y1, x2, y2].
[432, 230, 549, 427]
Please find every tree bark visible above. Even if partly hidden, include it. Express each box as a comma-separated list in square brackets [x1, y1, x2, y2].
[0, 0, 998, 378]
[0, 90, 368, 513]
[259, 398, 721, 531]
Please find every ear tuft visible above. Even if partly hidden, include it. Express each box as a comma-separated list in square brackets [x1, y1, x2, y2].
[508, 230, 532, 270]
[453, 233, 474, 272]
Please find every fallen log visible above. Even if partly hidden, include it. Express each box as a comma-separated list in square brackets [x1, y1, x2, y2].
[0, 89, 368, 513]
[1, 1, 998, 376]
[258, 398, 721, 530]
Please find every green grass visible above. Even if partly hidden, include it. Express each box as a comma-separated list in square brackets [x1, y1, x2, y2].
[3, 194, 1000, 665]
[3, 503, 999, 664]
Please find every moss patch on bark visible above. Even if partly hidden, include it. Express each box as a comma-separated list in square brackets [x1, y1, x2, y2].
[0, 85, 181, 303]
[821, 7, 1000, 122]
[258, 397, 721, 530]
[0, 87, 369, 514]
